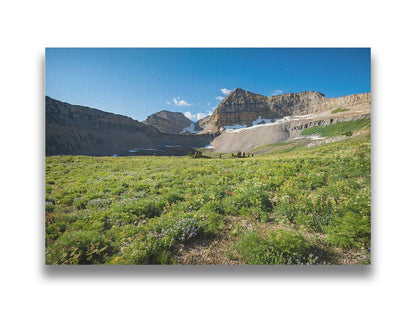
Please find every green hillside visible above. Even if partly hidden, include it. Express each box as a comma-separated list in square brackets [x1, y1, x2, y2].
[301, 118, 370, 137]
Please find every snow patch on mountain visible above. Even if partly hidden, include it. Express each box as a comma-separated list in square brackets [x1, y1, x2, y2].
[223, 114, 318, 134]
[223, 124, 248, 130]
[180, 123, 200, 134]
[225, 118, 284, 133]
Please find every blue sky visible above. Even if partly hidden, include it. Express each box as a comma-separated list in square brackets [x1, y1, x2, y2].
[45, 48, 370, 122]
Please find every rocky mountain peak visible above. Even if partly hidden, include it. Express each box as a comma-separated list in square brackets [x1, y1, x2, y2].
[216, 89, 267, 111]
[226, 87, 263, 98]
[143, 110, 193, 133]
[199, 89, 369, 133]
[231, 87, 246, 95]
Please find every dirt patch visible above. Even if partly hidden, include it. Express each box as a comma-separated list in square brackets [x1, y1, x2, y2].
[171, 216, 242, 264]
[172, 214, 367, 265]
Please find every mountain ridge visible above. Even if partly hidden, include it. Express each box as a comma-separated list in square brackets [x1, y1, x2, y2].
[45, 96, 214, 156]
[199, 88, 370, 133]
[45, 88, 370, 156]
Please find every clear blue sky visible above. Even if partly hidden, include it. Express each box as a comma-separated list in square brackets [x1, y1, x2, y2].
[45, 48, 370, 122]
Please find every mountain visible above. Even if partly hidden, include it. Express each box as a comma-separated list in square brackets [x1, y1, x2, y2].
[199, 88, 370, 133]
[208, 91, 371, 152]
[210, 112, 370, 153]
[143, 110, 199, 133]
[45, 89, 371, 156]
[45, 96, 214, 156]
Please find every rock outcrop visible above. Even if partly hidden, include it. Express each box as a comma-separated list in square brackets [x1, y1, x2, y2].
[200, 88, 371, 133]
[46, 97, 214, 156]
[143, 110, 197, 133]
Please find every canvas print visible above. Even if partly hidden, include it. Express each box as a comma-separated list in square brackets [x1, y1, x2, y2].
[45, 48, 371, 265]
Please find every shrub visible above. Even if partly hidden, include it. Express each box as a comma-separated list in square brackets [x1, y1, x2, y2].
[165, 191, 184, 204]
[73, 196, 90, 210]
[45, 221, 67, 241]
[198, 208, 225, 234]
[86, 198, 110, 209]
[112, 198, 164, 218]
[326, 201, 371, 248]
[201, 200, 224, 214]
[46, 230, 113, 264]
[118, 214, 204, 264]
[274, 197, 298, 223]
[45, 201, 54, 213]
[228, 229, 318, 265]
[222, 188, 272, 217]
[111, 186, 126, 195]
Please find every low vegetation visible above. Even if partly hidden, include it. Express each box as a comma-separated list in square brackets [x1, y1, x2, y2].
[45, 130, 371, 265]
[301, 118, 370, 137]
[331, 107, 350, 114]
[227, 229, 320, 265]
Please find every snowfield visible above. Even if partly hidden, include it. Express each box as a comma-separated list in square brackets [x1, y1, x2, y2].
[223, 114, 318, 134]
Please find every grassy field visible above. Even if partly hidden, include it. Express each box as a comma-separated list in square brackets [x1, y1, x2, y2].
[45, 131, 371, 265]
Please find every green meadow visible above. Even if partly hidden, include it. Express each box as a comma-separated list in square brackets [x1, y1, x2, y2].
[45, 128, 371, 265]
[301, 118, 370, 137]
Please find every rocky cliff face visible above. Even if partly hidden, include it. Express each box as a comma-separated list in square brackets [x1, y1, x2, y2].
[267, 91, 325, 115]
[205, 88, 268, 131]
[143, 110, 194, 133]
[200, 88, 370, 133]
[46, 97, 213, 156]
